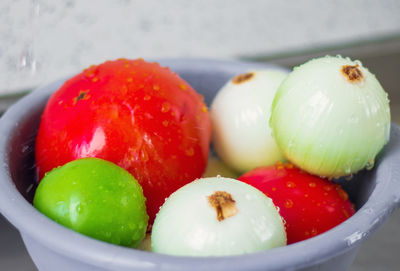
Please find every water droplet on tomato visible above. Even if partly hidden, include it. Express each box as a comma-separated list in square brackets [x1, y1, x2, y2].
[275, 161, 284, 170]
[185, 148, 195, 156]
[161, 102, 171, 113]
[84, 66, 98, 79]
[310, 228, 318, 236]
[121, 85, 128, 95]
[286, 181, 296, 188]
[140, 150, 149, 162]
[337, 189, 349, 201]
[284, 199, 294, 208]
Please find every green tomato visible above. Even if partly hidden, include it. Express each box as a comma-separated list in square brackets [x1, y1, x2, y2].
[33, 158, 148, 247]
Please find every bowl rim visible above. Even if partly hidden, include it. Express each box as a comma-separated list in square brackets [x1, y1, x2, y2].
[0, 58, 399, 270]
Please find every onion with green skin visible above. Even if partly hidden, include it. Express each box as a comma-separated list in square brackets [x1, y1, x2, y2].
[210, 70, 288, 173]
[270, 56, 391, 178]
[151, 177, 286, 256]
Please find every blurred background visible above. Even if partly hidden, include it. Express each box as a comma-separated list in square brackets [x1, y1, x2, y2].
[1, 0, 399, 270]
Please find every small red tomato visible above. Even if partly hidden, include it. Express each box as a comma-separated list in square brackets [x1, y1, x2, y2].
[238, 163, 355, 244]
[35, 58, 212, 223]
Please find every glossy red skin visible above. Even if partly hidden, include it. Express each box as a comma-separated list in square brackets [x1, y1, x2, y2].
[35, 58, 212, 223]
[238, 163, 355, 244]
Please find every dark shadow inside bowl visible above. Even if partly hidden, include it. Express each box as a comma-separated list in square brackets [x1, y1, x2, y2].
[8, 99, 46, 203]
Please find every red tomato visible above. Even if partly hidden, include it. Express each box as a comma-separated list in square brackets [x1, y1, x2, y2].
[238, 163, 355, 244]
[35, 58, 212, 223]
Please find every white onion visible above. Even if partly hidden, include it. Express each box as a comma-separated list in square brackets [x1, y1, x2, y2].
[270, 55, 391, 178]
[210, 70, 288, 173]
[151, 177, 286, 256]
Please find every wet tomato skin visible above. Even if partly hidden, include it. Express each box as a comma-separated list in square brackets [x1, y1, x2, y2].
[35, 58, 212, 223]
[238, 163, 355, 244]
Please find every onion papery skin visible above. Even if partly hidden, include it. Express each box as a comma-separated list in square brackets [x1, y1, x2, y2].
[270, 56, 391, 178]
